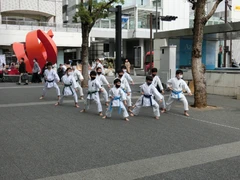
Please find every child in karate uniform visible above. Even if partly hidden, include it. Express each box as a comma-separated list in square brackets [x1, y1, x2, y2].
[130, 76, 163, 119]
[115, 70, 132, 112]
[72, 65, 84, 100]
[166, 70, 192, 116]
[103, 79, 129, 121]
[55, 67, 79, 107]
[39, 62, 60, 100]
[96, 67, 110, 106]
[151, 68, 166, 113]
[81, 71, 103, 116]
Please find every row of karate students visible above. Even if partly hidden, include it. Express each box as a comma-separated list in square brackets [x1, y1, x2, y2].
[39, 62, 192, 121]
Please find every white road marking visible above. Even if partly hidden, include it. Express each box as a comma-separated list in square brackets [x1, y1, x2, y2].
[37, 140, 240, 180]
[168, 112, 240, 131]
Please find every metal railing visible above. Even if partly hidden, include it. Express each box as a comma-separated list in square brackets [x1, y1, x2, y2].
[0, 19, 135, 32]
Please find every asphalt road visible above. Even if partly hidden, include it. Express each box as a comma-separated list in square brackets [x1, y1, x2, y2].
[0, 80, 240, 180]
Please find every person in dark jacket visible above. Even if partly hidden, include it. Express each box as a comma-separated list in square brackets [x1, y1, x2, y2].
[17, 58, 28, 85]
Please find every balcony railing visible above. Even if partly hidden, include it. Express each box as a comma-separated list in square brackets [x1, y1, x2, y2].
[0, 18, 150, 32]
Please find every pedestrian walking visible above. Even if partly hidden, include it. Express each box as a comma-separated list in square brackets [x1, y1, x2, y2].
[31, 58, 41, 83]
[17, 58, 28, 85]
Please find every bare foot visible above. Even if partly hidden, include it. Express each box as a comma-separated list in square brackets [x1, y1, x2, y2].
[128, 108, 133, 113]
[184, 112, 189, 116]
[99, 112, 103, 116]
[39, 96, 44, 100]
[161, 109, 166, 113]
[155, 116, 159, 120]
[102, 116, 107, 119]
[80, 96, 84, 100]
[105, 102, 109, 107]
[55, 102, 59, 106]
[125, 118, 129, 121]
[130, 113, 134, 117]
[75, 104, 79, 108]
[80, 109, 86, 113]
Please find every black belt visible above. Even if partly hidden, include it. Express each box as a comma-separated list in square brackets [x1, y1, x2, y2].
[47, 80, 54, 83]
[142, 94, 152, 106]
[62, 84, 73, 95]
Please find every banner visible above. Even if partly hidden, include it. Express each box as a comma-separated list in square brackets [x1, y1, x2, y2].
[122, 16, 129, 28]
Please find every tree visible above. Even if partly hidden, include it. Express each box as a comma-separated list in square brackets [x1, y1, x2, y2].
[73, 0, 124, 86]
[188, 0, 223, 108]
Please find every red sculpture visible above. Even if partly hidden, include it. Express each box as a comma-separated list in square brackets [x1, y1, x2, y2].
[12, 29, 57, 73]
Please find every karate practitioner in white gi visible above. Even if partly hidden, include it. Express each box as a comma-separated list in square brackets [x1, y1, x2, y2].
[39, 62, 60, 100]
[55, 67, 79, 107]
[103, 79, 129, 121]
[91, 59, 105, 75]
[115, 70, 132, 112]
[121, 65, 134, 85]
[72, 65, 84, 100]
[166, 70, 192, 116]
[96, 67, 110, 106]
[151, 68, 166, 113]
[81, 71, 103, 116]
[130, 76, 163, 119]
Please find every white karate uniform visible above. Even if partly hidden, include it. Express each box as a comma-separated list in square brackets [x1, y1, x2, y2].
[42, 69, 60, 97]
[92, 63, 105, 75]
[152, 75, 166, 109]
[59, 74, 78, 104]
[84, 79, 102, 112]
[132, 83, 163, 117]
[73, 69, 84, 97]
[166, 77, 191, 111]
[115, 77, 132, 107]
[123, 72, 133, 83]
[96, 74, 109, 103]
[105, 87, 129, 118]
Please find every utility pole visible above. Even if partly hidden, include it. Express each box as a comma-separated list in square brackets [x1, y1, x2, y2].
[223, 0, 228, 67]
[115, 5, 122, 75]
[155, 0, 158, 32]
[149, 13, 153, 75]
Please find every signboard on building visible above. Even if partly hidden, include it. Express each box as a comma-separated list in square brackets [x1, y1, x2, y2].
[235, 6, 240, 11]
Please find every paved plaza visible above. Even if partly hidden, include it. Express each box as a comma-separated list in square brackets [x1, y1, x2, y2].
[0, 77, 240, 180]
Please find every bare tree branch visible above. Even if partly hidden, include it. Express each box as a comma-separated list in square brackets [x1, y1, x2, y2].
[203, 0, 223, 24]
[188, 0, 196, 10]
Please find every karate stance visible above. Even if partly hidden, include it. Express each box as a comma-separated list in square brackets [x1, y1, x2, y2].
[121, 65, 134, 85]
[166, 70, 192, 116]
[91, 59, 105, 75]
[131, 76, 163, 119]
[103, 79, 129, 121]
[81, 71, 103, 116]
[72, 65, 84, 100]
[55, 67, 79, 107]
[115, 70, 132, 112]
[39, 62, 60, 100]
[151, 68, 166, 113]
[96, 67, 110, 106]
